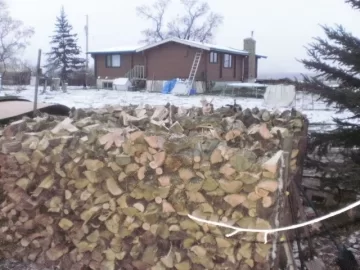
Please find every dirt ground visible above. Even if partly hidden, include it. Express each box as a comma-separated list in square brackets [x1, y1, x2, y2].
[296, 211, 360, 269]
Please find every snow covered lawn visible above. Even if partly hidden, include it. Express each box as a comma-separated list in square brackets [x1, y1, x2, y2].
[0, 86, 353, 129]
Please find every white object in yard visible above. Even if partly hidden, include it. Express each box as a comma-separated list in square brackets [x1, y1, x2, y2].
[96, 78, 102, 89]
[194, 81, 205, 94]
[61, 83, 68, 92]
[30, 76, 36, 86]
[263, 84, 296, 108]
[224, 82, 266, 98]
[113, 77, 131, 91]
[52, 78, 60, 91]
[146, 80, 163, 92]
[172, 81, 188, 95]
[227, 82, 266, 88]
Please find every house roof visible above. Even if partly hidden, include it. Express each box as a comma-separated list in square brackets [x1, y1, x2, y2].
[135, 38, 267, 58]
[88, 45, 139, 54]
[135, 38, 237, 56]
[89, 38, 267, 58]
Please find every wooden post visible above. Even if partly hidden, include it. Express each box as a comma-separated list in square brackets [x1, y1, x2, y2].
[292, 119, 316, 259]
[33, 49, 42, 116]
[150, 73, 155, 92]
[282, 137, 296, 270]
[272, 136, 296, 270]
[85, 14, 89, 88]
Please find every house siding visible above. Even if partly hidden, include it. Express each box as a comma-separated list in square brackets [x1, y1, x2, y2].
[92, 42, 257, 82]
[238, 56, 245, 81]
[134, 53, 145, 67]
[243, 57, 249, 81]
[204, 51, 245, 81]
[144, 42, 206, 81]
[94, 53, 144, 79]
[255, 57, 259, 79]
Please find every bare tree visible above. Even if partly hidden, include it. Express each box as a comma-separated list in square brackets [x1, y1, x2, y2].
[136, 0, 170, 43]
[0, 0, 34, 77]
[2, 59, 33, 91]
[136, 0, 223, 44]
[0, 0, 5, 13]
[11, 59, 34, 74]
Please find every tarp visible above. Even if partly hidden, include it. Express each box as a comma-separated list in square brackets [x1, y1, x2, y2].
[171, 82, 188, 95]
[263, 84, 296, 108]
[162, 79, 177, 94]
[0, 97, 70, 123]
[162, 78, 197, 95]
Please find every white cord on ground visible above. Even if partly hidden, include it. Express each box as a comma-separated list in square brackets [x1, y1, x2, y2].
[188, 199, 360, 243]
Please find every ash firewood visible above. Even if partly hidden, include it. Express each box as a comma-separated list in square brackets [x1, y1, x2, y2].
[0, 259, 52, 270]
[0, 102, 306, 269]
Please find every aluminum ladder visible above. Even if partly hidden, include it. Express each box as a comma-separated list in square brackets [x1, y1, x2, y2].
[186, 51, 202, 95]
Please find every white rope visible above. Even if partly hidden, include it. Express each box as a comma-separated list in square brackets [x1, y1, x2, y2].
[188, 199, 360, 243]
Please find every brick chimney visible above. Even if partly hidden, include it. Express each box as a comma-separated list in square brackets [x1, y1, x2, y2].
[243, 36, 256, 82]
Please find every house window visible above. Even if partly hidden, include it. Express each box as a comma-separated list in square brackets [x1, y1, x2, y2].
[106, 54, 121, 67]
[224, 54, 232, 68]
[103, 81, 113, 89]
[210, 52, 218, 63]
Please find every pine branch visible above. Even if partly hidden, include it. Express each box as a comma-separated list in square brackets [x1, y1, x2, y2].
[300, 25, 360, 88]
[300, 4, 360, 182]
[297, 77, 360, 115]
[346, 0, 360, 10]
[313, 25, 360, 75]
[314, 128, 360, 148]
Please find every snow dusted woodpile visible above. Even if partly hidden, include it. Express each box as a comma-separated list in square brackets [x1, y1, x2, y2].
[0, 102, 306, 270]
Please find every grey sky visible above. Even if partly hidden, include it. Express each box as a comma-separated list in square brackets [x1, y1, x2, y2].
[8, 0, 360, 76]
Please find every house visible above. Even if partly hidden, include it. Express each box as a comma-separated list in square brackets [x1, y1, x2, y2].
[89, 37, 266, 93]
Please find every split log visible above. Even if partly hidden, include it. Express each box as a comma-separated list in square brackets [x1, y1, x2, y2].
[0, 104, 306, 270]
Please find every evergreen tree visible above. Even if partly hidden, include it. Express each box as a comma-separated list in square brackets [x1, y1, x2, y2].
[46, 7, 85, 84]
[299, 0, 360, 188]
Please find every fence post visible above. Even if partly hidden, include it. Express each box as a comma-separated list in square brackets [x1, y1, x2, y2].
[33, 49, 42, 116]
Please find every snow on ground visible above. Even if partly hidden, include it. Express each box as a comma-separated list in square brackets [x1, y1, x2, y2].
[0, 86, 354, 130]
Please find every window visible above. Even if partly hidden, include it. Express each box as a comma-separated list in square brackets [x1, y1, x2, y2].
[210, 52, 218, 63]
[223, 54, 232, 68]
[103, 81, 113, 89]
[106, 54, 121, 67]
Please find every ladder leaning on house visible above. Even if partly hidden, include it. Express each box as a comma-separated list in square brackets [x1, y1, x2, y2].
[186, 51, 202, 95]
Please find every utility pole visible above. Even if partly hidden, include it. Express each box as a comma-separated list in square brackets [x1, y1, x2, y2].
[85, 15, 89, 88]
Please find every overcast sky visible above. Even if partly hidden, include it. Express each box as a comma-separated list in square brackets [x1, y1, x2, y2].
[8, 0, 360, 77]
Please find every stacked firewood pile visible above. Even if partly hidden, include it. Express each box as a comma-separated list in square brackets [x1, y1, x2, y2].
[0, 102, 305, 270]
